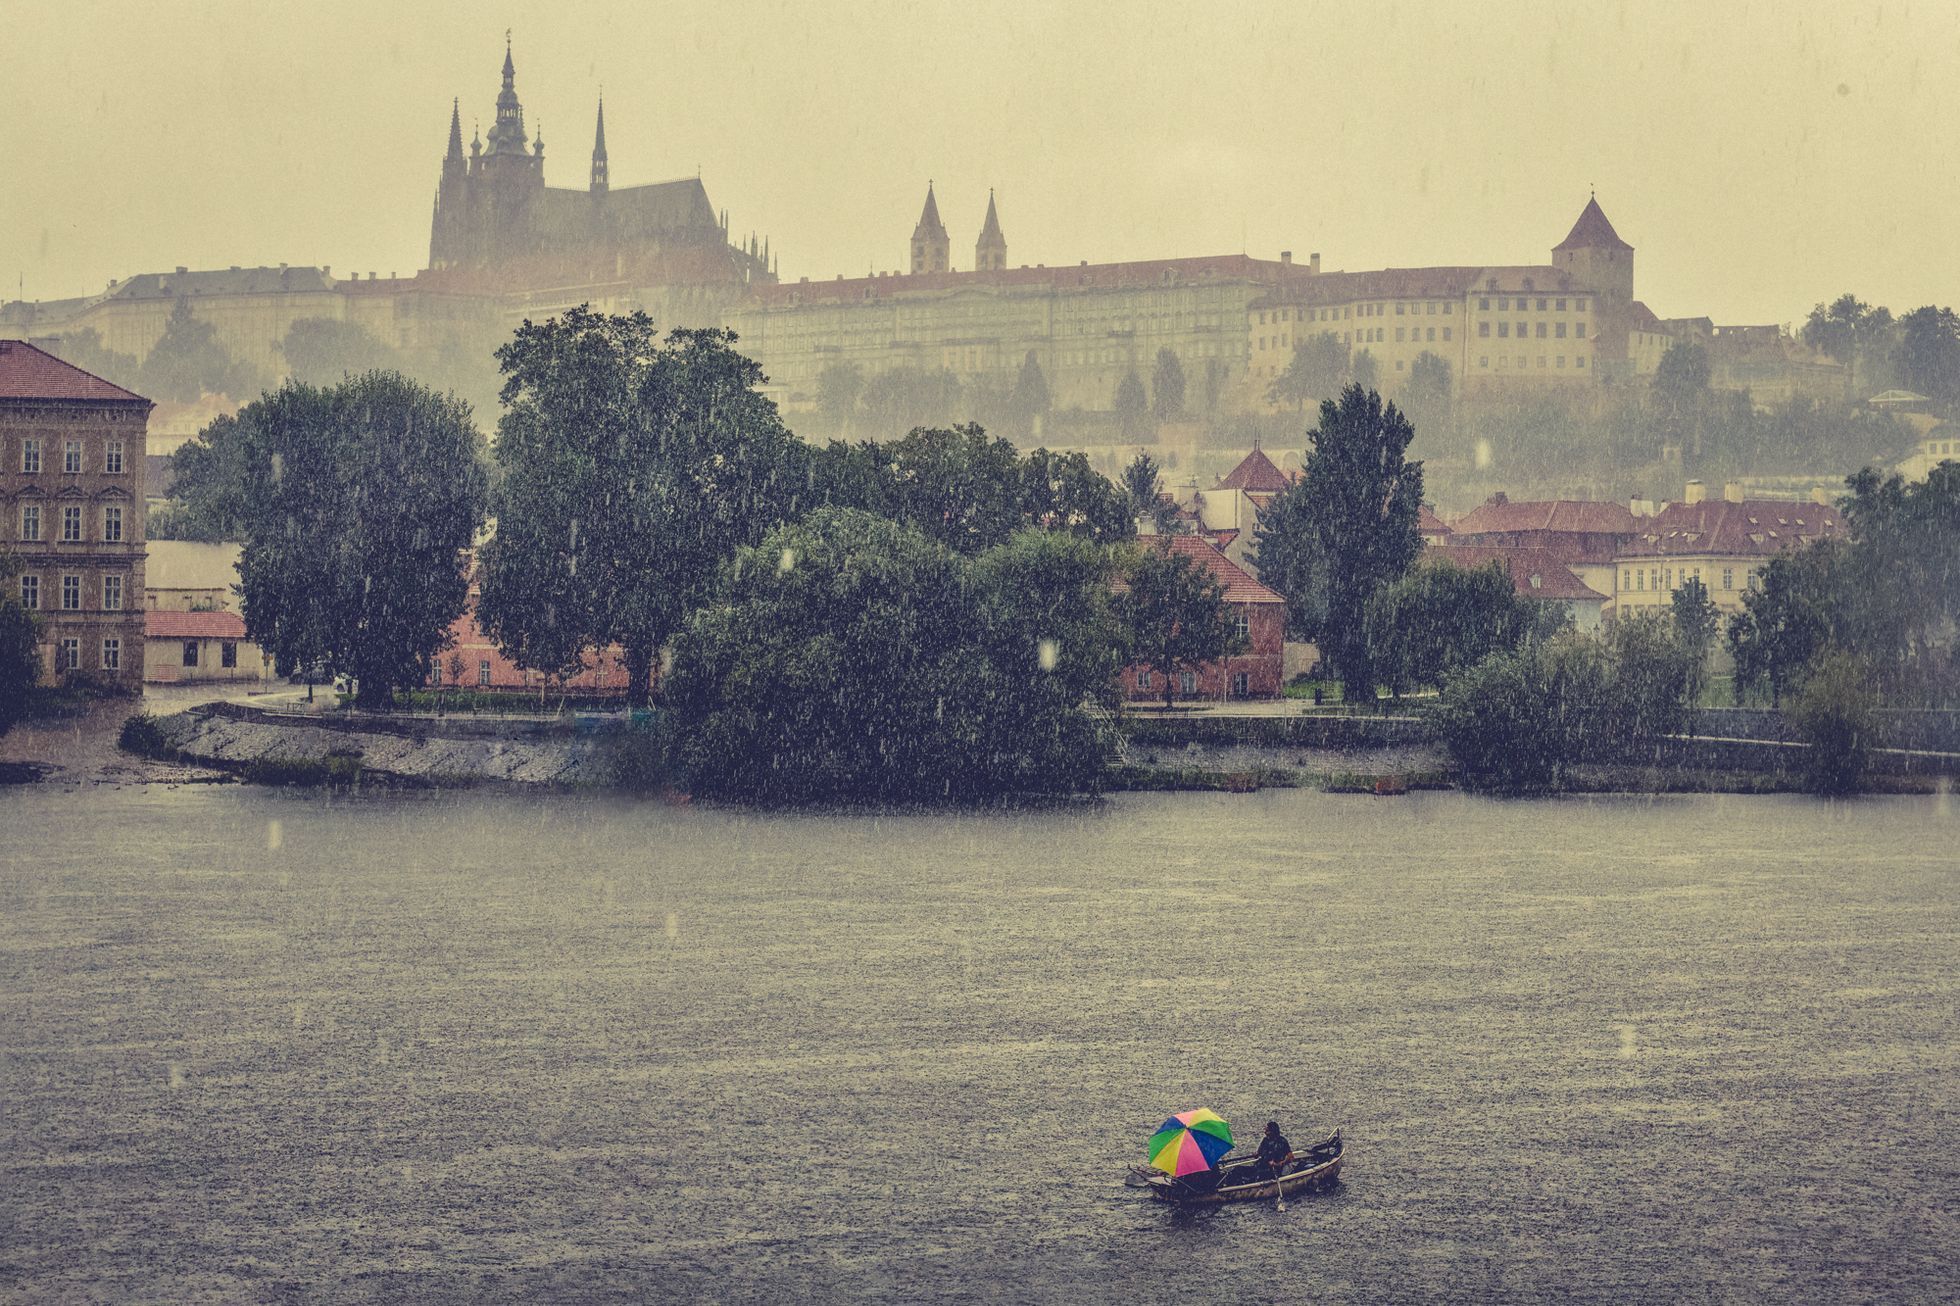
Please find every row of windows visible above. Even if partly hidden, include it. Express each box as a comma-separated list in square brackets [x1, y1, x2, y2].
[52, 637, 125, 674]
[1260, 302, 1456, 327]
[1477, 297, 1587, 313]
[178, 640, 240, 669]
[1477, 355, 1588, 370]
[1622, 565, 1752, 593]
[1479, 320, 1586, 340]
[14, 504, 126, 543]
[12, 438, 129, 476]
[19, 572, 126, 611]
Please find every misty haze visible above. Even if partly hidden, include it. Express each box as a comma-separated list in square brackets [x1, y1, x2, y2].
[1, 3, 1955, 1302]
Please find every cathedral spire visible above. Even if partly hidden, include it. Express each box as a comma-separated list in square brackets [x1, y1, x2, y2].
[445, 98, 464, 162]
[487, 34, 529, 156]
[910, 181, 949, 275]
[590, 96, 609, 193]
[975, 188, 1006, 271]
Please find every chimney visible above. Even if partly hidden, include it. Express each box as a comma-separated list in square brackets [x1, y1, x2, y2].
[1489, 491, 1508, 506]
[1683, 479, 1705, 505]
[1723, 481, 1744, 504]
[1810, 486, 1832, 506]
[1629, 496, 1654, 517]
[1310, 252, 1321, 273]
[1280, 250, 1293, 267]
[175, 266, 188, 274]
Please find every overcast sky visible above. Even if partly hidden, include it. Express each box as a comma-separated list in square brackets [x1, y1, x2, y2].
[5, 0, 1955, 325]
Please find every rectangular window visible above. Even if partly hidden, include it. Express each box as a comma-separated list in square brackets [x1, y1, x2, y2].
[102, 574, 123, 610]
[1538, 356, 1547, 369]
[1395, 303, 1404, 315]
[1443, 328, 1452, 341]
[1577, 299, 1588, 312]
[1233, 613, 1250, 641]
[1395, 328, 1405, 342]
[183, 641, 200, 668]
[1179, 671, 1197, 696]
[1427, 302, 1437, 315]
[1498, 323, 1509, 338]
[222, 642, 238, 669]
[21, 439, 41, 474]
[1623, 569, 1632, 590]
[63, 440, 83, 473]
[57, 638, 79, 672]
[102, 506, 123, 542]
[1497, 298, 1508, 310]
[1478, 298, 1489, 311]
[19, 505, 40, 541]
[19, 575, 38, 609]
[1536, 323, 1548, 339]
[105, 441, 125, 474]
[1556, 322, 1567, 339]
[1722, 568, 1734, 590]
[1576, 356, 1586, 369]
[1479, 356, 1489, 368]
[62, 506, 83, 542]
[61, 574, 81, 610]
[102, 638, 121, 672]
[1137, 668, 1152, 691]
[1443, 303, 1452, 314]
[1575, 323, 1587, 339]
[1517, 322, 1528, 337]
[1537, 298, 1548, 311]
[1231, 672, 1250, 698]
[1556, 298, 1567, 311]
[478, 659, 492, 686]
[1636, 570, 1645, 591]
[1557, 356, 1566, 368]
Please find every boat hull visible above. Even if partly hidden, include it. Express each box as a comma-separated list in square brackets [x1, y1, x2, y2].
[1140, 1130, 1344, 1205]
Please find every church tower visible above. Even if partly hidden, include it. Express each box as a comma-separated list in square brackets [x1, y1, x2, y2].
[974, 190, 1006, 272]
[590, 97, 609, 194]
[1552, 194, 1635, 373]
[910, 182, 950, 275]
[429, 98, 468, 269]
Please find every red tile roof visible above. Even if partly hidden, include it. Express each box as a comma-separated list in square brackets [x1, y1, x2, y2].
[1426, 544, 1606, 602]
[1147, 533, 1284, 604]
[146, 610, 248, 639]
[0, 340, 149, 404]
[1417, 504, 1452, 536]
[1215, 445, 1292, 493]
[1619, 499, 1842, 559]
[1553, 197, 1633, 253]
[1450, 494, 1639, 537]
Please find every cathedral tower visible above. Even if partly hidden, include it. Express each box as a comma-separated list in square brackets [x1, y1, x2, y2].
[590, 96, 609, 193]
[910, 182, 949, 275]
[975, 190, 1006, 272]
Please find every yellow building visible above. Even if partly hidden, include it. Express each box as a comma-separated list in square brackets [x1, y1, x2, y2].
[1612, 482, 1843, 618]
[1248, 197, 1635, 400]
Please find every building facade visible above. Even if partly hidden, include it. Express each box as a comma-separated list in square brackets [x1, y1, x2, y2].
[0, 341, 151, 687]
[1118, 534, 1286, 702]
[143, 609, 270, 684]
[1612, 483, 1842, 619]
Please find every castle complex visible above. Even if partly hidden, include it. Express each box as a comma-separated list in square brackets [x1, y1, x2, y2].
[0, 42, 1842, 443]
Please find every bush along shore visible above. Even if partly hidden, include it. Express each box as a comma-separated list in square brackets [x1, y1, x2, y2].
[115, 699, 1959, 798]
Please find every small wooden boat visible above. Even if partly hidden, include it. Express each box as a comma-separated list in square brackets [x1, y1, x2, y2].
[1132, 1129, 1344, 1205]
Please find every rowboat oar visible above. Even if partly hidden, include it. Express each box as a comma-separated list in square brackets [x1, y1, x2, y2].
[1272, 1160, 1287, 1213]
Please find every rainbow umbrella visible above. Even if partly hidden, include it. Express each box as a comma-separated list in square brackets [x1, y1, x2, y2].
[1145, 1109, 1235, 1177]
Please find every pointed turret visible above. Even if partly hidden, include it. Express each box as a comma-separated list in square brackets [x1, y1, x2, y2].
[445, 98, 464, 162]
[590, 96, 609, 193]
[1554, 195, 1632, 253]
[1551, 192, 1635, 377]
[533, 122, 545, 158]
[975, 189, 1006, 272]
[910, 181, 950, 275]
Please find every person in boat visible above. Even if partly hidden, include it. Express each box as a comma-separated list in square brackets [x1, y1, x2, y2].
[1256, 1121, 1295, 1179]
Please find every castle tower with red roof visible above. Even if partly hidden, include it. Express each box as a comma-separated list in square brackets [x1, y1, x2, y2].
[1552, 194, 1635, 373]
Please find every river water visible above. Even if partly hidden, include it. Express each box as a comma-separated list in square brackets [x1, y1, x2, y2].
[1, 785, 1953, 1303]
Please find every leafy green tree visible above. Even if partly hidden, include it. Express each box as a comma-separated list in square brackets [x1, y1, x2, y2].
[815, 362, 864, 439]
[41, 330, 140, 391]
[1434, 645, 1568, 792]
[1254, 385, 1423, 702]
[138, 297, 264, 402]
[859, 366, 964, 440]
[1401, 351, 1453, 439]
[1268, 332, 1349, 412]
[1893, 305, 1960, 410]
[1655, 342, 1711, 412]
[479, 310, 804, 706]
[1201, 358, 1228, 415]
[1011, 351, 1051, 436]
[193, 373, 487, 706]
[1789, 648, 1878, 794]
[1803, 293, 1894, 370]
[1670, 576, 1720, 706]
[1350, 349, 1379, 393]
[1151, 348, 1186, 420]
[1119, 543, 1247, 709]
[160, 412, 256, 542]
[0, 569, 40, 737]
[1728, 545, 1840, 708]
[1120, 450, 1177, 532]
[1598, 612, 1696, 751]
[1115, 368, 1150, 440]
[280, 318, 404, 386]
[664, 509, 1123, 802]
[1020, 447, 1134, 542]
[1364, 559, 1565, 696]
